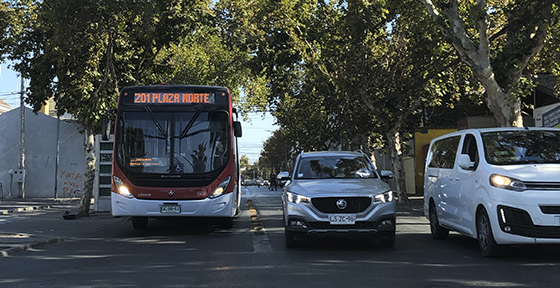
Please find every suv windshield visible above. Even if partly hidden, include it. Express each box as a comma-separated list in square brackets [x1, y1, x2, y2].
[482, 130, 560, 165]
[295, 156, 378, 179]
[115, 110, 229, 175]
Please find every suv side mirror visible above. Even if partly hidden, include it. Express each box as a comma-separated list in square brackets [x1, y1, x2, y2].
[380, 170, 394, 179]
[277, 171, 290, 180]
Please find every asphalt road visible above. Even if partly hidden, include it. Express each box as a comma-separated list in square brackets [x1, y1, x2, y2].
[1, 186, 560, 288]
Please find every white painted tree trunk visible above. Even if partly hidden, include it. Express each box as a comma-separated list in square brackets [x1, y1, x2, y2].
[386, 129, 409, 203]
[79, 128, 96, 216]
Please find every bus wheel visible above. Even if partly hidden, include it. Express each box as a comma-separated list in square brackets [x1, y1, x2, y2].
[132, 217, 148, 230]
[220, 217, 234, 229]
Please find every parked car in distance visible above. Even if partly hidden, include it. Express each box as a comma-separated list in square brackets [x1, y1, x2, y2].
[281, 151, 396, 248]
[424, 127, 560, 257]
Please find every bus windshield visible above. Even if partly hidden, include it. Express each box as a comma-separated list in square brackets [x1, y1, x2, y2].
[116, 110, 230, 175]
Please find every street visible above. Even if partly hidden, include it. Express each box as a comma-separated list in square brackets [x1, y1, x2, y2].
[1, 186, 560, 287]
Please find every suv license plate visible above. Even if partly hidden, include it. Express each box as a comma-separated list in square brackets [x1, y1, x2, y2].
[160, 204, 181, 214]
[329, 214, 356, 225]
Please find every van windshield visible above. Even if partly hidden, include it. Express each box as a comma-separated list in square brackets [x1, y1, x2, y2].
[482, 130, 560, 165]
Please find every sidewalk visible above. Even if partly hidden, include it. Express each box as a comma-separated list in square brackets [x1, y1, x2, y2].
[396, 195, 425, 217]
[0, 198, 124, 257]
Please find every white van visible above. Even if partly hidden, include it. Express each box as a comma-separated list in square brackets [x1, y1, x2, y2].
[423, 127, 560, 257]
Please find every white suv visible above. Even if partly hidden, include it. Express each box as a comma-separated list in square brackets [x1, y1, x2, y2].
[281, 151, 396, 247]
[424, 127, 560, 257]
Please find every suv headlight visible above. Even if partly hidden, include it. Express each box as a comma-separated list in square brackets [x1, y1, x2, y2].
[489, 174, 526, 192]
[374, 191, 394, 203]
[113, 176, 133, 198]
[286, 192, 311, 204]
[209, 176, 231, 199]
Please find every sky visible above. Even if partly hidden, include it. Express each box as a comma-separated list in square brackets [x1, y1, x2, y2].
[0, 63, 24, 108]
[0, 63, 276, 164]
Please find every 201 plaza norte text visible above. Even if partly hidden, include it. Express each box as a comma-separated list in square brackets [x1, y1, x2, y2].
[133, 92, 215, 104]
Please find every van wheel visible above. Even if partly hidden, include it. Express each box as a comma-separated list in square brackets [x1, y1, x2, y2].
[132, 217, 148, 230]
[429, 202, 449, 240]
[476, 208, 504, 257]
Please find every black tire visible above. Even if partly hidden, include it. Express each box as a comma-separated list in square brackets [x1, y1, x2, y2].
[285, 229, 296, 248]
[429, 201, 449, 240]
[220, 217, 234, 229]
[477, 208, 504, 258]
[378, 230, 396, 248]
[132, 216, 148, 230]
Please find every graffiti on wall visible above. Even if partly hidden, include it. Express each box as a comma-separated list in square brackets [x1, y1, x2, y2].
[59, 163, 83, 197]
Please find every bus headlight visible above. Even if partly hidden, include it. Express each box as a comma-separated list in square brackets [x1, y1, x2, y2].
[209, 176, 231, 199]
[113, 176, 133, 198]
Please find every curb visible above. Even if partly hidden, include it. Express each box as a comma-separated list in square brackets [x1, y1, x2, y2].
[0, 204, 51, 215]
[0, 236, 64, 258]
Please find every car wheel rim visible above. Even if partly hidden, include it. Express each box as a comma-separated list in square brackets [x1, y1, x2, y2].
[478, 214, 489, 251]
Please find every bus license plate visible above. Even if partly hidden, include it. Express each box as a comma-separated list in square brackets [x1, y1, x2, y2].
[160, 204, 181, 214]
[329, 214, 356, 225]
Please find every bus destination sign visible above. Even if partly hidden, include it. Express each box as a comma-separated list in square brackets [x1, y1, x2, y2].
[133, 92, 215, 104]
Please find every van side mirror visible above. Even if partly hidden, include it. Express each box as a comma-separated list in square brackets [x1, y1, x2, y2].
[458, 154, 475, 170]
[233, 121, 242, 137]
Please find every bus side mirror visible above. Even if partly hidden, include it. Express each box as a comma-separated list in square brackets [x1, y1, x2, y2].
[233, 121, 242, 138]
[101, 109, 116, 141]
[101, 119, 111, 141]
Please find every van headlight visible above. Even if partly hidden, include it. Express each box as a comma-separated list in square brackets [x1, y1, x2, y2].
[489, 174, 526, 192]
[209, 176, 231, 199]
[375, 191, 394, 203]
[113, 176, 133, 198]
[286, 192, 311, 204]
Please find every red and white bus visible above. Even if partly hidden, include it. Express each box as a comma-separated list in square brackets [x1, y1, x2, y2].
[103, 85, 242, 229]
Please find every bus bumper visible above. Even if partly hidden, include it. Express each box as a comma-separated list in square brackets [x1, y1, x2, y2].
[111, 192, 236, 218]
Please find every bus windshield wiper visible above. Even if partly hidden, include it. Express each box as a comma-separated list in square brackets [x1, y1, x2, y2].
[144, 106, 167, 137]
[179, 107, 203, 139]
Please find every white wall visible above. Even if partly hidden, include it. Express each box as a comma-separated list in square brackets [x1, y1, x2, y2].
[0, 107, 85, 198]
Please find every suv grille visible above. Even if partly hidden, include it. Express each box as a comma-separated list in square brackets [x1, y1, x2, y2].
[311, 197, 372, 213]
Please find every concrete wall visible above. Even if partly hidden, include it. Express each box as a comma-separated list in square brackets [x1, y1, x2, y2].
[0, 107, 85, 199]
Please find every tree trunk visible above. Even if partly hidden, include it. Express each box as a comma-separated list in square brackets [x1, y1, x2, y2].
[385, 129, 409, 203]
[475, 73, 523, 127]
[78, 127, 96, 217]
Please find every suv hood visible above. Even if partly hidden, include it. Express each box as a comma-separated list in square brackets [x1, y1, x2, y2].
[287, 178, 391, 196]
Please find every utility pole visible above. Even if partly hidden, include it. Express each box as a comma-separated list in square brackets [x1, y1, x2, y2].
[18, 75, 25, 198]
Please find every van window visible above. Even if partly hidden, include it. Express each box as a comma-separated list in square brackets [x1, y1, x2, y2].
[461, 134, 479, 169]
[428, 136, 461, 169]
[482, 130, 560, 165]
